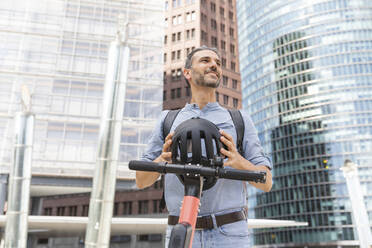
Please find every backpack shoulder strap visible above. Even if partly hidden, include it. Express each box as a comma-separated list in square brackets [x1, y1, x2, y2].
[227, 109, 245, 156]
[160, 109, 181, 211]
[162, 109, 182, 140]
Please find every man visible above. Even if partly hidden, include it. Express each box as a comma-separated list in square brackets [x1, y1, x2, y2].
[136, 46, 272, 247]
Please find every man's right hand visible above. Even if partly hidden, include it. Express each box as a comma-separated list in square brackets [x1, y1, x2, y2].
[154, 132, 173, 163]
[135, 132, 174, 189]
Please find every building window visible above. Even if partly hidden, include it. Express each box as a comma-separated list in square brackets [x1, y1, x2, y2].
[191, 11, 196, 20]
[172, 33, 176, 42]
[177, 88, 181, 98]
[230, 44, 235, 55]
[164, 53, 167, 63]
[191, 28, 195, 38]
[232, 79, 238, 89]
[210, 2, 216, 12]
[138, 200, 149, 214]
[221, 40, 226, 50]
[165, 1, 168, 10]
[171, 69, 176, 80]
[176, 68, 182, 79]
[163, 71, 167, 84]
[222, 58, 226, 67]
[220, 7, 225, 17]
[201, 13, 207, 24]
[220, 23, 225, 33]
[163, 90, 166, 101]
[177, 50, 181, 60]
[44, 207, 52, 216]
[211, 19, 217, 30]
[171, 89, 176, 99]
[229, 27, 234, 37]
[177, 32, 181, 41]
[172, 0, 182, 8]
[223, 76, 228, 86]
[172, 16, 177, 25]
[223, 95, 229, 105]
[82, 205, 89, 216]
[69, 206, 77, 216]
[186, 12, 191, 22]
[211, 36, 218, 47]
[171, 51, 175, 61]
[165, 18, 168, 27]
[113, 203, 119, 216]
[233, 98, 238, 108]
[57, 207, 65, 216]
[216, 92, 219, 102]
[229, 11, 233, 20]
[231, 62, 236, 71]
[186, 86, 190, 96]
[201, 30, 208, 41]
[164, 35, 167, 44]
[177, 15, 182, 24]
[153, 200, 160, 213]
[123, 202, 132, 215]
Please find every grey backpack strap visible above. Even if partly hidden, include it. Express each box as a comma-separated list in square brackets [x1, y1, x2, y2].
[160, 109, 181, 211]
[227, 109, 245, 156]
[162, 109, 182, 139]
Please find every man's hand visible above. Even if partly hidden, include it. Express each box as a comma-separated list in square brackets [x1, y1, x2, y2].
[136, 132, 174, 189]
[219, 130, 272, 192]
[219, 130, 246, 170]
[154, 132, 173, 163]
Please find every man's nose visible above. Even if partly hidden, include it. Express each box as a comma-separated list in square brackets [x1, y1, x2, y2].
[210, 62, 217, 70]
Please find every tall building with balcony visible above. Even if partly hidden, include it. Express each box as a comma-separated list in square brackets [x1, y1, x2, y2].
[237, 0, 372, 247]
[163, 0, 242, 110]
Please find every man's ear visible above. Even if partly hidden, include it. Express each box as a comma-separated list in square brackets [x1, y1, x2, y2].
[183, 68, 191, 81]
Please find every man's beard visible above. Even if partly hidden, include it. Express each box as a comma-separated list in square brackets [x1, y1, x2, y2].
[192, 70, 220, 88]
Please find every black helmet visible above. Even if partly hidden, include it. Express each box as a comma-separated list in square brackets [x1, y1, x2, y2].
[171, 117, 224, 190]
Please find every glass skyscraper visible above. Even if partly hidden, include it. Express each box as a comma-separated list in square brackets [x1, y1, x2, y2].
[0, 0, 163, 179]
[237, 0, 372, 246]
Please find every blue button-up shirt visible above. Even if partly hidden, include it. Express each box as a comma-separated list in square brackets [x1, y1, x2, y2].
[141, 102, 272, 216]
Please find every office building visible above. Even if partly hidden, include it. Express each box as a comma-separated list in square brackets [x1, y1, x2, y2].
[0, 0, 163, 246]
[237, 0, 372, 246]
[163, 0, 242, 110]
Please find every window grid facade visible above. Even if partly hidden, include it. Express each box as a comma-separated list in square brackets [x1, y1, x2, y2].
[0, 0, 164, 179]
[237, 0, 372, 247]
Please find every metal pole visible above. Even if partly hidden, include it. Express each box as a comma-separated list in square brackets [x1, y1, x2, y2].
[341, 159, 372, 248]
[4, 112, 34, 248]
[85, 25, 130, 247]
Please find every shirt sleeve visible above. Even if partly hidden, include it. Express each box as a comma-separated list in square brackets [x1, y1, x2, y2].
[140, 110, 169, 162]
[240, 110, 272, 169]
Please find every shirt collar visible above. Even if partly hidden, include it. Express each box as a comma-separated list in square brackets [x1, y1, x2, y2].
[184, 102, 222, 111]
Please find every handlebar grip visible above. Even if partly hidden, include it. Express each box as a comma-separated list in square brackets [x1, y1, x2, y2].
[128, 160, 165, 173]
[217, 168, 266, 183]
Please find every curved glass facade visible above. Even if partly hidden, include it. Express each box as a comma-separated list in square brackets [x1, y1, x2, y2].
[237, 0, 372, 246]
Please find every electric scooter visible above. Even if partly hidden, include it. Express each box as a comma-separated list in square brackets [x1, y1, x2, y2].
[129, 158, 266, 248]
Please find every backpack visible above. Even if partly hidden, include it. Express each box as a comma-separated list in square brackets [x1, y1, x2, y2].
[159, 108, 245, 211]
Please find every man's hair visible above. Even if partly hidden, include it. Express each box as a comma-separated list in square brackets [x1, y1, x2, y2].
[184, 46, 220, 69]
[184, 46, 220, 86]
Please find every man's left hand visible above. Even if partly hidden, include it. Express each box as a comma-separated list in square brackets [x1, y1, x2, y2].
[219, 130, 247, 170]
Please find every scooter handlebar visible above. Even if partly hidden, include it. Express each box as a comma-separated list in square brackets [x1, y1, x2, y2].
[129, 160, 266, 183]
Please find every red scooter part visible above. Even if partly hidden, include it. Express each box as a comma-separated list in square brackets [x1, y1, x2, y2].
[168, 176, 203, 248]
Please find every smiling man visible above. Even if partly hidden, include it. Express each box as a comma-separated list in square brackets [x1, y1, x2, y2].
[136, 46, 273, 248]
